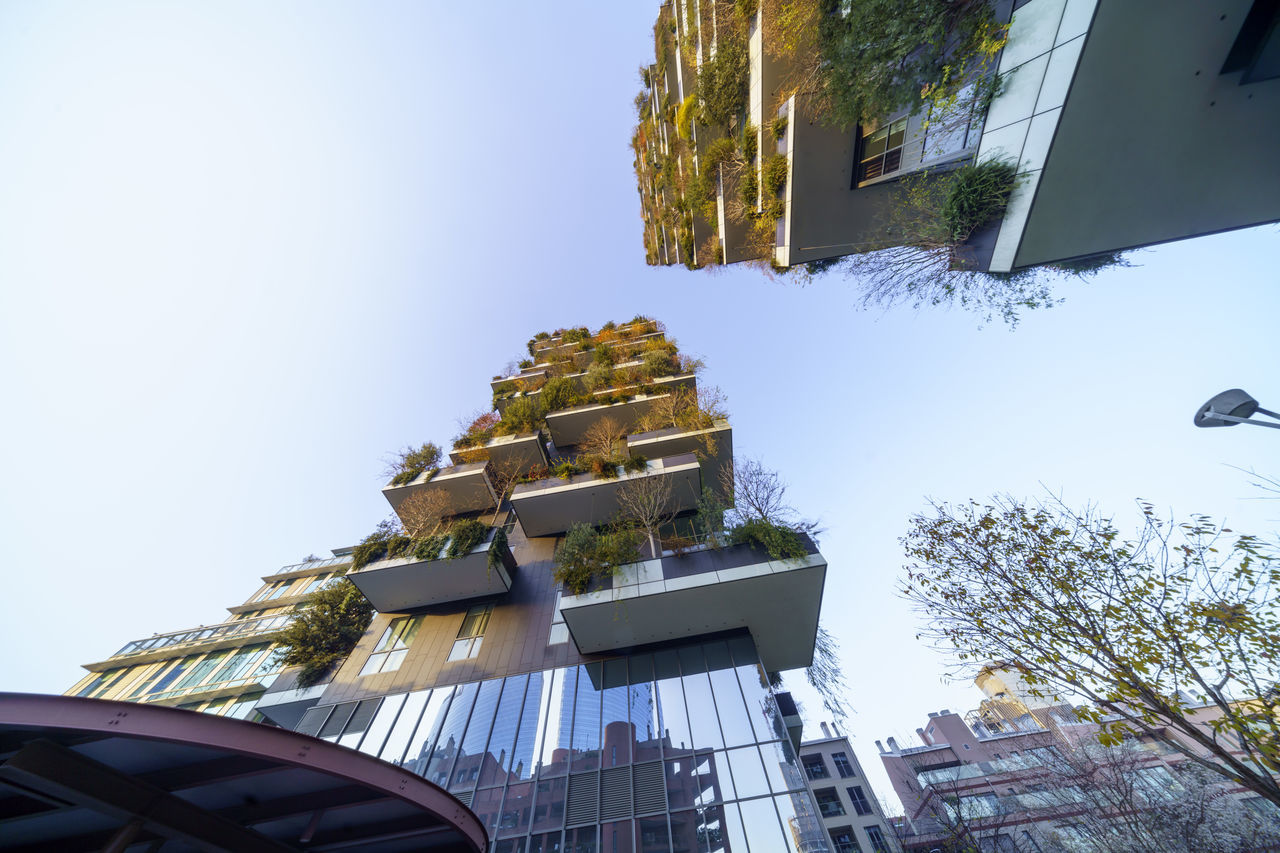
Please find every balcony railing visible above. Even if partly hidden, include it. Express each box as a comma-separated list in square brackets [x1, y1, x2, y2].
[268, 554, 351, 578]
[557, 534, 827, 672]
[510, 452, 702, 538]
[112, 613, 294, 659]
[347, 525, 517, 612]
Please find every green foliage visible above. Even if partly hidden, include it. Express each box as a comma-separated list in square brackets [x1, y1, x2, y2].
[676, 93, 698, 140]
[454, 411, 500, 450]
[903, 496, 1280, 807]
[412, 535, 447, 561]
[553, 460, 581, 480]
[1047, 252, 1133, 278]
[497, 396, 544, 435]
[273, 580, 373, 687]
[703, 136, 738, 174]
[740, 124, 758, 163]
[585, 361, 614, 392]
[623, 454, 648, 473]
[771, 115, 788, 140]
[488, 527, 509, 572]
[540, 376, 584, 413]
[735, 0, 758, 18]
[351, 520, 398, 571]
[728, 519, 808, 560]
[941, 159, 1017, 242]
[639, 65, 651, 88]
[641, 347, 677, 379]
[554, 523, 644, 594]
[697, 35, 748, 127]
[561, 326, 590, 344]
[388, 443, 442, 486]
[694, 487, 726, 540]
[740, 169, 759, 209]
[447, 518, 488, 558]
[762, 155, 788, 196]
[817, 0, 1005, 129]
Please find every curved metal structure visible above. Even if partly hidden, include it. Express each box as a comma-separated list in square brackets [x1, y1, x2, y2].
[0, 692, 487, 852]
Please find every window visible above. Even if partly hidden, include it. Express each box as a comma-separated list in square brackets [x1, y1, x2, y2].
[832, 751, 856, 778]
[301, 573, 332, 595]
[864, 825, 891, 853]
[829, 826, 862, 853]
[847, 785, 873, 816]
[447, 605, 492, 662]
[1135, 766, 1180, 802]
[858, 118, 907, 181]
[814, 787, 845, 818]
[360, 616, 422, 676]
[802, 754, 830, 780]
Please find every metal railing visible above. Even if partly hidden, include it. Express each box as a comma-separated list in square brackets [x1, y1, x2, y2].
[268, 554, 351, 577]
[113, 613, 294, 658]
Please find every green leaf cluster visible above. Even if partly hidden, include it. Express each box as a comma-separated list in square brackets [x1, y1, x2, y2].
[272, 579, 374, 688]
[728, 518, 808, 560]
[554, 523, 644, 595]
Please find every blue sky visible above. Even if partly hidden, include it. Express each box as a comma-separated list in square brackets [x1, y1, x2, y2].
[1, 1, 1276, 807]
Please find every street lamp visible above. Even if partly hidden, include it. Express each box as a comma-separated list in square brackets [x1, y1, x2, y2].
[1194, 389, 1280, 430]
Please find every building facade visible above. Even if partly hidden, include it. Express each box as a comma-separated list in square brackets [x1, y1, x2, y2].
[71, 318, 835, 853]
[634, 0, 1280, 274]
[66, 553, 350, 719]
[799, 726, 899, 853]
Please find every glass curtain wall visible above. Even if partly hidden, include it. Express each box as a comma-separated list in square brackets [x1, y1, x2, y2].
[314, 636, 827, 853]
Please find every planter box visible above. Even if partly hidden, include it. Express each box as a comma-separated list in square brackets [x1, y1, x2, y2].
[347, 527, 517, 612]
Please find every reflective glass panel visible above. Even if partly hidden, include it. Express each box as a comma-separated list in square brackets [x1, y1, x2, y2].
[565, 825, 597, 853]
[775, 793, 824, 853]
[737, 797, 784, 852]
[670, 809, 702, 853]
[571, 664, 603, 772]
[699, 804, 732, 853]
[680, 647, 723, 751]
[655, 651, 693, 756]
[720, 803, 749, 853]
[530, 832, 563, 853]
[708, 667, 752, 748]
[358, 693, 406, 757]
[380, 689, 430, 765]
[601, 820, 634, 853]
[601, 658, 632, 769]
[471, 786, 504, 834]
[425, 681, 478, 787]
[511, 671, 549, 781]
[538, 668, 572, 778]
[451, 678, 503, 792]
[629, 655, 662, 763]
[481, 674, 529, 787]
[636, 815, 670, 853]
[733, 663, 780, 744]
[498, 781, 535, 838]
[760, 739, 804, 793]
[402, 687, 454, 776]
[725, 746, 769, 799]
[495, 840, 527, 853]
[533, 777, 567, 832]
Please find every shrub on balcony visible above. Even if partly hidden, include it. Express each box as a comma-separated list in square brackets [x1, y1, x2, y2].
[941, 159, 1017, 242]
[676, 93, 698, 140]
[387, 443, 442, 487]
[541, 376, 585, 412]
[585, 362, 614, 392]
[762, 155, 788, 197]
[453, 411, 500, 451]
[728, 518, 808, 560]
[447, 518, 489, 558]
[273, 579, 374, 687]
[495, 397, 544, 436]
[351, 520, 400, 571]
[554, 524, 644, 595]
[697, 33, 748, 126]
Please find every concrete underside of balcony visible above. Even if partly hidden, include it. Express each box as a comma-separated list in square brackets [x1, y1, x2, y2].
[448, 431, 547, 475]
[558, 538, 826, 672]
[347, 534, 516, 612]
[510, 453, 702, 538]
[381, 460, 497, 518]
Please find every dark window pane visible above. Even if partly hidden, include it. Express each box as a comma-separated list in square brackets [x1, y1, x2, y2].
[471, 786, 504, 834]
[601, 820, 634, 853]
[566, 825, 597, 853]
[530, 832, 564, 853]
[669, 809, 702, 853]
[534, 777, 568, 832]
[883, 148, 902, 174]
[862, 128, 887, 158]
[498, 781, 534, 838]
[636, 815, 670, 853]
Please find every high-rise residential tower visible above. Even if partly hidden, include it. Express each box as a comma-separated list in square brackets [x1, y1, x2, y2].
[70, 318, 836, 853]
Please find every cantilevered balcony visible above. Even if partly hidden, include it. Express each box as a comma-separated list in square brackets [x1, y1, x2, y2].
[381, 460, 496, 518]
[510, 452, 702, 538]
[346, 526, 517, 612]
[448, 431, 548, 474]
[626, 418, 732, 500]
[544, 374, 697, 447]
[557, 536, 826, 673]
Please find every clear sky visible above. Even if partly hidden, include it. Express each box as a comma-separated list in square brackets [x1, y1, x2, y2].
[1, 1, 1276, 810]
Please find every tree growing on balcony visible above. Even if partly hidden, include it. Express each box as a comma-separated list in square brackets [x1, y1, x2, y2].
[273, 579, 374, 687]
[903, 496, 1280, 808]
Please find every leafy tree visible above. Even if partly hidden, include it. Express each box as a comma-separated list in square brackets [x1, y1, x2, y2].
[385, 442, 442, 486]
[902, 496, 1280, 807]
[273, 579, 374, 687]
[553, 523, 643, 594]
[697, 31, 748, 126]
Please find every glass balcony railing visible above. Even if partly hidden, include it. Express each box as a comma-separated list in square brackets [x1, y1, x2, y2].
[113, 613, 295, 658]
[269, 554, 351, 577]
